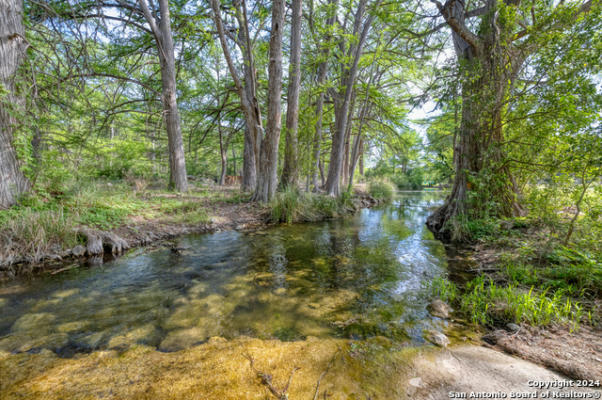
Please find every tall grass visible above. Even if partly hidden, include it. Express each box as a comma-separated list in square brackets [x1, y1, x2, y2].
[269, 188, 343, 223]
[460, 276, 583, 330]
[0, 180, 210, 265]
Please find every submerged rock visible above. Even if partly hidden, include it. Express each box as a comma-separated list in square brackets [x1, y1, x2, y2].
[159, 327, 211, 352]
[426, 330, 450, 347]
[0, 332, 69, 353]
[12, 312, 56, 333]
[428, 299, 451, 319]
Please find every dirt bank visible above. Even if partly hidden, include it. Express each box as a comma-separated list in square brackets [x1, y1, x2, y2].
[442, 237, 602, 383]
[482, 323, 602, 381]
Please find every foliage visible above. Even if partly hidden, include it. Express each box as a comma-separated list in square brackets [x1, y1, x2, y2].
[459, 277, 583, 329]
[0, 180, 215, 264]
[269, 188, 343, 224]
[428, 276, 458, 303]
[367, 180, 395, 202]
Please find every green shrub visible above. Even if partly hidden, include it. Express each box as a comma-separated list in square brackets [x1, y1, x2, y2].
[270, 187, 302, 223]
[368, 180, 395, 202]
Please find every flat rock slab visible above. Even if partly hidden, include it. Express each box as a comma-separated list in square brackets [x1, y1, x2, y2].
[408, 345, 601, 399]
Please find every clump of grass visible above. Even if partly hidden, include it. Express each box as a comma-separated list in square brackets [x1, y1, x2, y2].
[460, 276, 583, 329]
[270, 188, 343, 224]
[505, 260, 601, 299]
[428, 276, 458, 303]
[368, 180, 395, 203]
[0, 206, 79, 264]
[0, 182, 145, 262]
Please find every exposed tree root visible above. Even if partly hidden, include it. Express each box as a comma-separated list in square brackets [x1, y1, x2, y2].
[100, 231, 129, 254]
[77, 228, 103, 255]
[77, 228, 128, 256]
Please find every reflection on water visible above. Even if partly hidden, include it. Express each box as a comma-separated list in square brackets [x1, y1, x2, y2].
[0, 192, 449, 355]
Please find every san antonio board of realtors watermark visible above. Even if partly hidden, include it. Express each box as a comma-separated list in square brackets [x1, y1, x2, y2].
[448, 380, 601, 399]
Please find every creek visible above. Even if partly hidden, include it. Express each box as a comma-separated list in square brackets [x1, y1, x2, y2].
[0, 192, 451, 355]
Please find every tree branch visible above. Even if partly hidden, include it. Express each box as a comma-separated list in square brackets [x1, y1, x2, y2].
[431, 0, 482, 53]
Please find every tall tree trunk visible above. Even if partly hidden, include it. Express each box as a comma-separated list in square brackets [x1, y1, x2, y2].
[310, 0, 338, 191]
[231, 145, 237, 176]
[348, 104, 370, 189]
[0, 0, 31, 208]
[210, 0, 261, 192]
[426, 0, 526, 240]
[341, 91, 356, 188]
[252, 0, 284, 202]
[359, 140, 364, 176]
[139, 0, 188, 192]
[280, 0, 302, 188]
[324, 0, 375, 196]
[319, 157, 325, 187]
[217, 107, 227, 186]
[310, 63, 328, 191]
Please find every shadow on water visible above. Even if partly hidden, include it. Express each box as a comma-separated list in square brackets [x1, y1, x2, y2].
[0, 191, 455, 356]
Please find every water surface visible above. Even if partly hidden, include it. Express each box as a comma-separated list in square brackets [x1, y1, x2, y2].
[0, 192, 449, 354]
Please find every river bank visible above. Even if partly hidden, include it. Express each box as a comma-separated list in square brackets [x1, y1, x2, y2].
[1, 190, 599, 398]
[436, 217, 602, 382]
[0, 184, 383, 280]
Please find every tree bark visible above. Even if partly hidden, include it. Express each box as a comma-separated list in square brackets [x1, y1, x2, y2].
[359, 140, 364, 176]
[310, 60, 328, 191]
[210, 0, 262, 192]
[252, 0, 284, 202]
[341, 91, 356, 188]
[217, 107, 227, 186]
[348, 104, 371, 189]
[426, 0, 527, 240]
[310, 0, 338, 191]
[0, 0, 31, 208]
[280, 0, 303, 188]
[324, 0, 375, 196]
[231, 145, 237, 176]
[139, 0, 188, 192]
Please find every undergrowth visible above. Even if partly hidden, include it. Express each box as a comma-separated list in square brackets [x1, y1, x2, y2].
[368, 180, 395, 203]
[0, 179, 214, 264]
[429, 276, 587, 330]
[428, 216, 601, 330]
[269, 187, 345, 224]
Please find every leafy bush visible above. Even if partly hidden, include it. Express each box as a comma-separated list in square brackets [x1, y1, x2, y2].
[391, 169, 424, 190]
[368, 180, 395, 202]
[93, 139, 154, 179]
[465, 218, 500, 240]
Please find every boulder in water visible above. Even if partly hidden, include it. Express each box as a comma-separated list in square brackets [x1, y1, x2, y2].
[428, 299, 451, 319]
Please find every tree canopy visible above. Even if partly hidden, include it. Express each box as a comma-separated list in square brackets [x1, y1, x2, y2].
[0, 0, 599, 240]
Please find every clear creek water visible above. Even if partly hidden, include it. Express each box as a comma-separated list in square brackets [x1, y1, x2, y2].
[0, 192, 450, 355]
